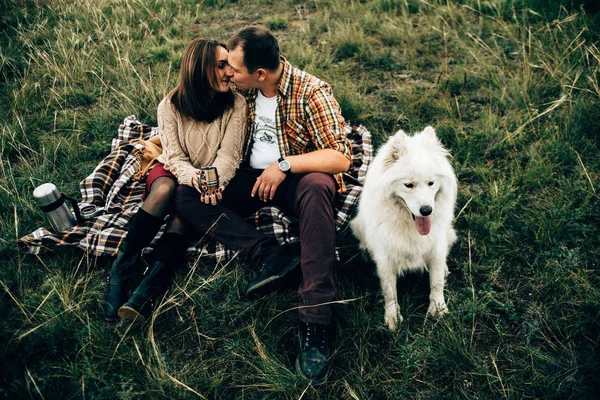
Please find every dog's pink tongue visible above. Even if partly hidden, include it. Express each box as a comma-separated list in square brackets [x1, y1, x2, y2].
[415, 216, 431, 235]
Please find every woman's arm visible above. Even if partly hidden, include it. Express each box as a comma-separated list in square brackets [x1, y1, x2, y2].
[157, 98, 197, 187]
[211, 94, 248, 187]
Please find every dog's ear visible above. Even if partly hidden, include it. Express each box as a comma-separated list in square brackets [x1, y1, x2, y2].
[392, 130, 409, 151]
[382, 130, 408, 169]
[421, 126, 451, 157]
[421, 126, 444, 149]
[421, 126, 438, 142]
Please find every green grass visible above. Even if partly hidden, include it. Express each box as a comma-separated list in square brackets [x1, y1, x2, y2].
[1, 0, 600, 398]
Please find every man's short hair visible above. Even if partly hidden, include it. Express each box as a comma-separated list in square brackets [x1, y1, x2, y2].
[228, 26, 280, 73]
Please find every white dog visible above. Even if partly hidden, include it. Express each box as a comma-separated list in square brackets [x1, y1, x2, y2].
[350, 126, 457, 331]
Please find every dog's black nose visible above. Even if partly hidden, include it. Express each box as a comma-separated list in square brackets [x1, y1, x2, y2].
[420, 205, 432, 216]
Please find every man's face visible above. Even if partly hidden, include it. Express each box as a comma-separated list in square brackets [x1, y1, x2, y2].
[227, 46, 258, 90]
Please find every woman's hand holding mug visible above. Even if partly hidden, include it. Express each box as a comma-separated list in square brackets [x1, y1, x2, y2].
[193, 168, 223, 205]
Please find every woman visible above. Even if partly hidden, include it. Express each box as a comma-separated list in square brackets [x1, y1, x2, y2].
[103, 38, 247, 323]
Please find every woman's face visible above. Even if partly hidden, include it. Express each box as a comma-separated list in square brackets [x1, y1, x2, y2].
[214, 46, 232, 93]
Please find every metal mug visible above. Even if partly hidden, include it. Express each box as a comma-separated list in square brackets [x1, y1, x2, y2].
[33, 183, 83, 233]
[79, 203, 103, 220]
[198, 166, 219, 192]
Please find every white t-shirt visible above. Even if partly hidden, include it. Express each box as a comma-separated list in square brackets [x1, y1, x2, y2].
[249, 90, 280, 169]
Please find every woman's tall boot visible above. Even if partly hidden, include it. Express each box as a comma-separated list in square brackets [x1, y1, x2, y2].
[118, 232, 188, 323]
[103, 209, 164, 321]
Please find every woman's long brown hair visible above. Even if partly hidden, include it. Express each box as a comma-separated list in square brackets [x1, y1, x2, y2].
[171, 38, 234, 123]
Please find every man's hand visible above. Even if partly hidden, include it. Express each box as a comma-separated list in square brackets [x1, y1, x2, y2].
[252, 162, 286, 202]
[193, 170, 223, 206]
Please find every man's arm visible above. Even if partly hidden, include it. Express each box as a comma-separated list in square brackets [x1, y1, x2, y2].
[253, 82, 351, 202]
[252, 149, 350, 202]
[285, 149, 350, 174]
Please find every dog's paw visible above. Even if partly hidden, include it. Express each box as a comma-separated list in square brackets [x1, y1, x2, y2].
[427, 301, 449, 318]
[384, 310, 404, 331]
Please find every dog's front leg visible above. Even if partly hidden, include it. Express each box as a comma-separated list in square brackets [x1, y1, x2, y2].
[427, 259, 449, 317]
[377, 264, 403, 331]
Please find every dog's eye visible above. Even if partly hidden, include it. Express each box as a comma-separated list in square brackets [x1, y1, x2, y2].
[428, 181, 434, 186]
[404, 183, 414, 189]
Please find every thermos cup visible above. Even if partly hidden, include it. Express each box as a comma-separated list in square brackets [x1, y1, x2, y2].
[33, 183, 83, 233]
[198, 166, 219, 191]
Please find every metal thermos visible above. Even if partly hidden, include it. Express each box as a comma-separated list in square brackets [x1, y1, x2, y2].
[33, 183, 82, 233]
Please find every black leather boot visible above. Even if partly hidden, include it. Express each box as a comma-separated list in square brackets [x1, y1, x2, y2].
[102, 209, 164, 322]
[118, 231, 187, 323]
[103, 243, 140, 322]
[117, 259, 175, 323]
[296, 322, 330, 385]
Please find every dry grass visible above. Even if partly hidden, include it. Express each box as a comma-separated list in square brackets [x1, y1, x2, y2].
[1, 0, 599, 398]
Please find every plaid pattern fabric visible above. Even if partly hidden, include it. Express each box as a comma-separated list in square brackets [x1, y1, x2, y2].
[242, 57, 352, 193]
[18, 116, 372, 261]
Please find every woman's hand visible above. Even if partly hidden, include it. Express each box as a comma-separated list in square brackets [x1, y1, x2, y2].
[193, 170, 224, 206]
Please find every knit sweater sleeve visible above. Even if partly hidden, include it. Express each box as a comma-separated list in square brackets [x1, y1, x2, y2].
[211, 93, 248, 187]
[157, 98, 197, 187]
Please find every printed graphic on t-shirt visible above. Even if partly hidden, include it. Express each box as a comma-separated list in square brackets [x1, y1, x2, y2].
[253, 116, 277, 145]
[249, 91, 280, 169]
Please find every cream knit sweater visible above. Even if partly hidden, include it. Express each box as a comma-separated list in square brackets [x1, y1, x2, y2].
[156, 92, 247, 188]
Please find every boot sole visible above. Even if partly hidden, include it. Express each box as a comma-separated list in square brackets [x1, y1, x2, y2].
[245, 256, 301, 298]
[118, 305, 146, 323]
[104, 302, 120, 323]
[295, 357, 326, 386]
[104, 314, 119, 323]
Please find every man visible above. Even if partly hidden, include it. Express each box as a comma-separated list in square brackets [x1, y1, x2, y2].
[174, 26, 351, 384]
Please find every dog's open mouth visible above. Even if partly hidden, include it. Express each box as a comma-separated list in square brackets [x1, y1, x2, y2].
[412, 214, 431, 236]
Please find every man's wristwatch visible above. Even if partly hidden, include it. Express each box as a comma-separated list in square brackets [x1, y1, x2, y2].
[278, 157, 292, 176]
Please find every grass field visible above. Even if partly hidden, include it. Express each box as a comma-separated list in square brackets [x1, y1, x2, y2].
[1, 0, 600, 398]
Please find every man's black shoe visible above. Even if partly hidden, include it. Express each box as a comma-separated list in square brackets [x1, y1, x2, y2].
[296, 322, 329, 385]
[245, 250, 301, 298]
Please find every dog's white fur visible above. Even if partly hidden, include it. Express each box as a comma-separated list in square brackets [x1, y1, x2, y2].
[350, 126, 457, 331]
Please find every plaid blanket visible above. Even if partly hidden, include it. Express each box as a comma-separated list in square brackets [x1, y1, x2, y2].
[18, 116, 373, 261]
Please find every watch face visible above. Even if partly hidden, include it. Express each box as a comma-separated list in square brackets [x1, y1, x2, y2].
[279, 159, 291, 172]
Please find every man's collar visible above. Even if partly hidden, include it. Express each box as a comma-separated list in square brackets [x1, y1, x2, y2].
[277, 57, 293, 97]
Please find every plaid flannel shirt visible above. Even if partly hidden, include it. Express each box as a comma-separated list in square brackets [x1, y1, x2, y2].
[242, 57, 352, 193]
[19, 116, 372, 261]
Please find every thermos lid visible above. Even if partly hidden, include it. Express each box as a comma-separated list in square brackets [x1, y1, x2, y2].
[33, 183, 62, 207]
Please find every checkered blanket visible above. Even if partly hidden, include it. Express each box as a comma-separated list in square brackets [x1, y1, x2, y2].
[18, 116, 372, 261]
